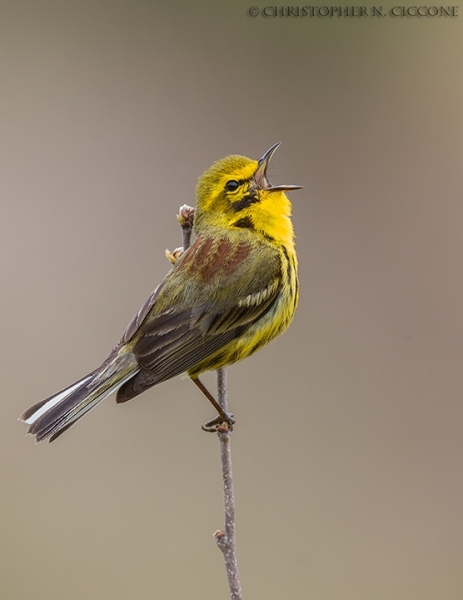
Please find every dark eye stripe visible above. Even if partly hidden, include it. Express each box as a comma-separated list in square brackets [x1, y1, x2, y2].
[231, 193, 259, 212]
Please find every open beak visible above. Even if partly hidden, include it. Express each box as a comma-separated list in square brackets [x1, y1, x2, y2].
[253, 142, 303, 192]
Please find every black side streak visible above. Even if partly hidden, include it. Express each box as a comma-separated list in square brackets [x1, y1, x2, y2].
[293, 271, 299, 306]
[281, 244, 298, 308]
[281, 245, 293, 283]
[262, 232, 276, 243]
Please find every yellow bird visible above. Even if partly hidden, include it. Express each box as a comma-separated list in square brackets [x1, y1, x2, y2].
[21, 143, 302, 442]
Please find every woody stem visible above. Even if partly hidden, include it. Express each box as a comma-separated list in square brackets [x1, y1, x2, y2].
[214, 368, 242, 600]
[177, 204, 242, 600]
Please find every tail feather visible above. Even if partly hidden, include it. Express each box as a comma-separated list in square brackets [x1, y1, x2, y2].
[21, 373, 96, 425]
[21, 364, 139, 443]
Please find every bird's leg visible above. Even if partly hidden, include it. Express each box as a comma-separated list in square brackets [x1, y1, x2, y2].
[191, 377, 235, 432]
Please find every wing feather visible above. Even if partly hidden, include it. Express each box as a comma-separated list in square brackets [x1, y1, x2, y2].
[116, 288, 281, 403]
[116, 233, 283, 403]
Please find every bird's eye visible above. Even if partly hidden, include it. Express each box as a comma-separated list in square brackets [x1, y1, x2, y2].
[225, 180, 239, 192]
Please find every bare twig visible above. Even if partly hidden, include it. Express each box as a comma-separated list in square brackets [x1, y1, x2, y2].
[214, 368, 242, 600]
[177, 203, 195, 251]
[174, 204, 242, 600]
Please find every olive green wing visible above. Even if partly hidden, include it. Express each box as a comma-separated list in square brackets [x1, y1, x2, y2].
[116, 234, 282, 403]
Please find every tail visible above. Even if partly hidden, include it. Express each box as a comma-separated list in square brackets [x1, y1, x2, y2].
[20, 356, 139, 443]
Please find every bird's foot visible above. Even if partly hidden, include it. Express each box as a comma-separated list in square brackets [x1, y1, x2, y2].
[201, 412, 235, 433]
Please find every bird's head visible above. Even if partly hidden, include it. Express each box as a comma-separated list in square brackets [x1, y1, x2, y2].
[194, 143, 302, 246]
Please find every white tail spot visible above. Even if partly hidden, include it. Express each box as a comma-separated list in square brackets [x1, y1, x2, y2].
[24, 376, 93, 425]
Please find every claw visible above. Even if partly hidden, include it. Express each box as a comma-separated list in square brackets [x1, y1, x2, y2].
[201, 412, 235, 433]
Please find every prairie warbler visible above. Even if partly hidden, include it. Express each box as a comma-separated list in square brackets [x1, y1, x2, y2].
[21, 143, 301, 442]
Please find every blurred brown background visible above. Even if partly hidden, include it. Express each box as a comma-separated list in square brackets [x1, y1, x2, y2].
[2, 1, 463, 599]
